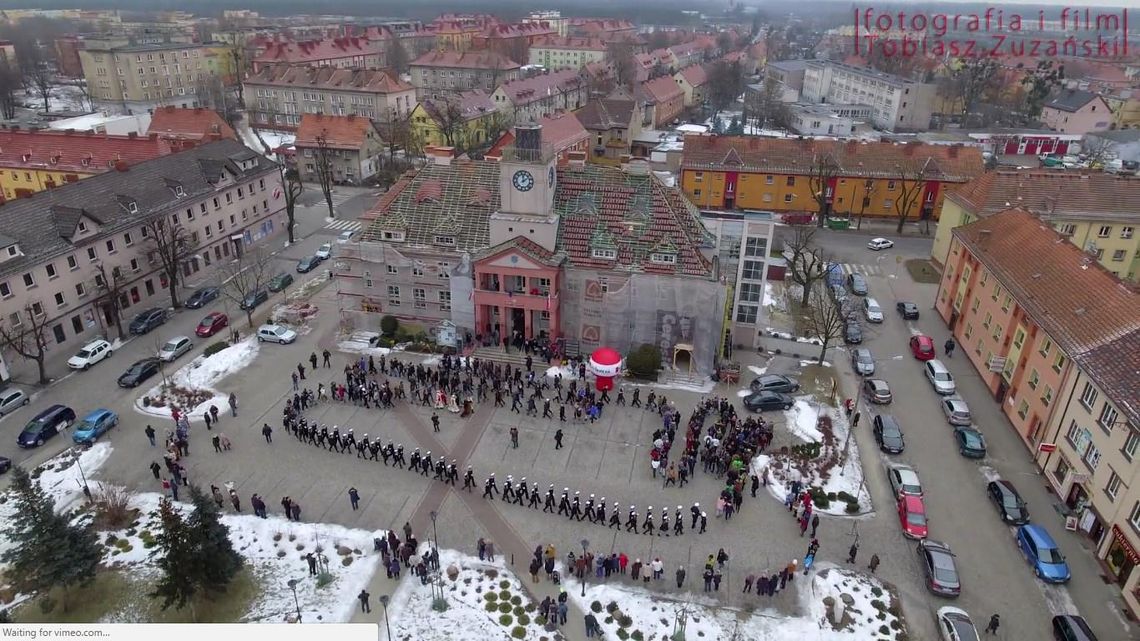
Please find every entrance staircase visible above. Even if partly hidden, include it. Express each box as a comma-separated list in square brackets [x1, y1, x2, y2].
[470, 346, 531, 369]
[656, 367, 711, 391]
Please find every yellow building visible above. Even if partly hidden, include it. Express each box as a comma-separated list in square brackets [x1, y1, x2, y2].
[0, 128, 173, 202]
[410, 90, 503, 151]
[932, 170, 1140, 282]
[679, 135, 982, 222]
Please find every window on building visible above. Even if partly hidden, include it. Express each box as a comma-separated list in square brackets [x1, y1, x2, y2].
[1001, 295, 1011, 313]
[439, 291, 451, 311]
[744, 237, 767, 257]
[1085, 443, 1101, 470]
[387, 265, 398, 274]
[1013, 328, 1025, 348]
[1017, 399, 1029, 419]
[738, 282, 763, 303]
[1122, 226, 1134, 239]
[741, 260, 765, 280]
[67, 255, 78, 270]
[412, 265, 424, 277]
[1112, 249, 1127, 262]
[1098, 225, 1112, 238]
[413, 288, 426, 309]
[1105, 472, 1122, 501]
[1129, 501, 1140, 532]
[1039, 338, 1052, 357]
[22, 273, 34, 288]
[54, 292, 65, 308]
[783, 194, 792, 203]
[883, 199, 893, 209]
[650, 253, 676, 265]
[75, 283, 86, 298]
[785, 176, 795, 187]
[1027, 369, 1040, 390]
[45, 263, 57, 279]
[106, 239, 116, 254]
[735, 304, 758, 324]
[1080, 383, 1098, 410]
[387, 285, 401, 306]
[1099, 403, 1119, 432]
[765, 175, 774, 185]
[591, 248, 616, 260]
[1041, 385, 1054, 407]
[1057, 223, 1076, 236]
[1124, 432, 1140, 461]
[1052, 353, 1067, 373]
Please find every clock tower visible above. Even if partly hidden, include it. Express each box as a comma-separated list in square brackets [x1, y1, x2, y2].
[491, 120, 561, 251]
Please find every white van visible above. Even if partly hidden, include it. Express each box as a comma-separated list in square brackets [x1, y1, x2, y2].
[863, 297, 884, 323]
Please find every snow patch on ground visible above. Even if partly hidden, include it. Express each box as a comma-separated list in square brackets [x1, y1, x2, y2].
[783, 398, 824, 442]
[134, 338, 260, 419]
[800, 359, 833, 368]
[563, 563, 902, 640]
[545, 364, 575, 379]
[748, 365, 767, 376]
[763, 282, 779, 308]
[336, 332, 407, 356]
[386, 549, 547, 640]
[737, 389, 752, 397]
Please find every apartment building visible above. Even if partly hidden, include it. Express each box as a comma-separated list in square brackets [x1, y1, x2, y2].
[764, 59, 812, 98]
[699, 209, 776, 350]
[0, 128, 175, 202]
[79, 36, 233, 115]
[680, 136, 982, 218]
[410, 90, 501, 150]
[490, 70, 589, 122]
[637, 76, 685, 128]
[470, 22, 558, 58]
[0, 140, 284, 356]
[786, 103, 867, 137]
[801, 61, 937, 131]
[1041, 89, 1113, 135]
[528, 36, 607, 70]
[244, 65, 415, 130]
[146, 106, 236, 142]
[294, 114, 385, 186]
[250, 37, 386, 73]
[410, 50, 521, 100]
[673, 64, 709, 108]
[933, 208, 1140, 618]
[574, 97, 644, 165]
[932, 171, 1140, 282]
[523, 11, 569, 37]
[485, 112, 589, 163]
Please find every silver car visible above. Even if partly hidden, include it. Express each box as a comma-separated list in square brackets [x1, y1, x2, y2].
[0, 387, 29, 417]
[942, 397, 972, 426]
[157, 336, 194, 362]
[887, 463, 923, 497]
[851, 348, 875, 375]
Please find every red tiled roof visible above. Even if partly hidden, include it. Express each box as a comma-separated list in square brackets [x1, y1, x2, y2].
[253, 37, 384, 66]
[495, 69, 585, 107]
[0, 127, 173, 175]
[530, 36, 608, 52]
[682, 136, 983, 181]
[677, 64, 708, 87]
[555, 164, 714, 277]
[420, 90, 497, 125]
[947, 170, 1140, 220]
[294, 114, 379, 150]
[476, 22, 557, 40]
[952, 208, 1140, 423]
[147, 106, 236, 142]
[411, 50, 521, 70]
[485, 112, 588, 159]
[640, 75, 684, 104]
[475, 235, 566, 267]
[244, 64, 413, 94]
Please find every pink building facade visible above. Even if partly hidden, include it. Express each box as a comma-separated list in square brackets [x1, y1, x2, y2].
[472, 238, 565, 342]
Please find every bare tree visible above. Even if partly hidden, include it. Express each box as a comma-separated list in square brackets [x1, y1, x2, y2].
[280, 166, 304, 244]
[606, 41, 636, 90]
[144, 218, 197, 309]
[855, 179, 874, 231]
[783, 224, 830, 307]
[891, 164, 928, 234]
[0, 60, 19, 119]
[1081, 136, 1115, 169]
[73, 79, 92, 112]
[743, 76, 791, 131]
[801, 283, 853, 363]
[92, 262, 126, 341]
[216, 247, 273, 328]
[808, 152, 841, 227]
[1021, 60, 1065, 123]
[706, 60, 744, 122]
[22, 45, 53, 113]
[0, 303, 52, 384]
[938, 58, 999, 122]
[386, 38, 410, 75]
[313, 135, 336, 219]
[430, 98, 468, 150]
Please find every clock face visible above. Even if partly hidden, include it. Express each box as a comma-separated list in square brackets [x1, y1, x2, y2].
[548, 166, 556, 188]
[512, 170, 535, 192]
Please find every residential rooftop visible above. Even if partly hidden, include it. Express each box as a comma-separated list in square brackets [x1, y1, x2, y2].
[947, 170, 1140, 222]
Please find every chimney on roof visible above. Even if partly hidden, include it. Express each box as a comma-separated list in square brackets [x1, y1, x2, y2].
[425, 145, 454, 165]
[568, 150, 587, 168]
[114, 160, 128, 172]
[127, 131, 137, 138]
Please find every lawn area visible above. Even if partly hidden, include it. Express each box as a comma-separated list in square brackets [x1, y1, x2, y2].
[904, 258, 942, 284]
[12, 567, 260, 623]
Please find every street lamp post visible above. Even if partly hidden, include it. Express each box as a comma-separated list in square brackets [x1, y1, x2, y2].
[580, 539, 589, 597]
[429, 511, 447, 611]
[379, 594, 391, 640]
[74, 449, 92, 501]
[286, 578, 302, 622]
[841, 354, 903, 476]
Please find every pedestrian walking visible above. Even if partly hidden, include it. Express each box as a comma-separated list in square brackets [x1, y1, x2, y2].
[486, 540, 495, 562]
[209, 404, 219, 425]
[944, 338, 956, 358]
[554, 429, 564, 449]
[204, 411, 213, 431]
[348, 487, 360, 510]
[228, 392, 238, 417]
[145, 425, 156, 446]
[811, 514, 820, 537]
[676, 566, 686, 588]
[212, 434, 222, 453]
[432, 413, 440, 433]
[585, 613, 600, 638]
[985, 614, 1000, 634]
[510, 426, 519, 449]
[262, 423, 273, 443]
[149, 461, 161, 480]
[868, 553, 880, 573]
[846, 543, 859, 564]
[358, 589, 371, 613]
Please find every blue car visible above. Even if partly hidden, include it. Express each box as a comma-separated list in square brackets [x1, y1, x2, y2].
[1016, 524, 1070, 583]
[72, 409, 119, 444]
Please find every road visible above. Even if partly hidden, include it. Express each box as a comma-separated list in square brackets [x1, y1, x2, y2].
[798, 227, 1138, 640]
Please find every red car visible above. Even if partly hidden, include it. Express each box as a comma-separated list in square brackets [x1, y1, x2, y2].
[909, 335, 936, 361]
[898, 494, 928, 539]
[195, 312, 229, 337]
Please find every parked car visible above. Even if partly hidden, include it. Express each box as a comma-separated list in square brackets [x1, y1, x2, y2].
[918, 539, 961, 597]
[257, 324, 297, 344]
[0, 387, 29, 417]
[196, 312, 229, 338]
[898, 494, 928, 539]
[17, 404, 75, 448]
[337, 230, 355, 243]
[268, 272, 294, 292]
[925, 359, 957, 394]
[749, 374, 800, 394]
[1052, 615, 1097, 641]
[296, 255, 321, 273]
[157, 336, 194, 362]
[128, 308, 166, 335]
[844, 320, 863, 344]
[910, 335, 937, 360]
[118, 358, 162, 388]
[873, 415, 905, 454]
[1016, 524, 1070, 583]
[0, 455, 10, 474]
[936, 607, 980, 641]
[864, 378, 893, 404]
[67, 339, 113, 370]
[847, 273, 869, 295]
[897, 301, 920, 320]
[315, 242, 333, 260]
[954, 426, 987, 458]
[987, 480, 1030, 525]
[863, 297, 884, 323]
[887, 463, 923, 497]
[743, 391, 794, 412]
[185, 286, 219, 309]
[830, 283, 849, 308]
[941, 397, 972, 426]
[72, 408, 119, 444]
[240, 289, 269, 310]
[867, 237, 894, 251]
[851, 348, 875, 375]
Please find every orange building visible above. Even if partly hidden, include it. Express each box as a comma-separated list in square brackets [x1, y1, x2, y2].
[934, 208, 1139, 450]
[679, 136, 983, 222]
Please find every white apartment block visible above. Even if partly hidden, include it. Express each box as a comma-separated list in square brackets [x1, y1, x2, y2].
[802, 61, 936, 132]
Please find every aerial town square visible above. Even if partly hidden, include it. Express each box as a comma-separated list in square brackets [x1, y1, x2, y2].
[0, 1, 1138, 640]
